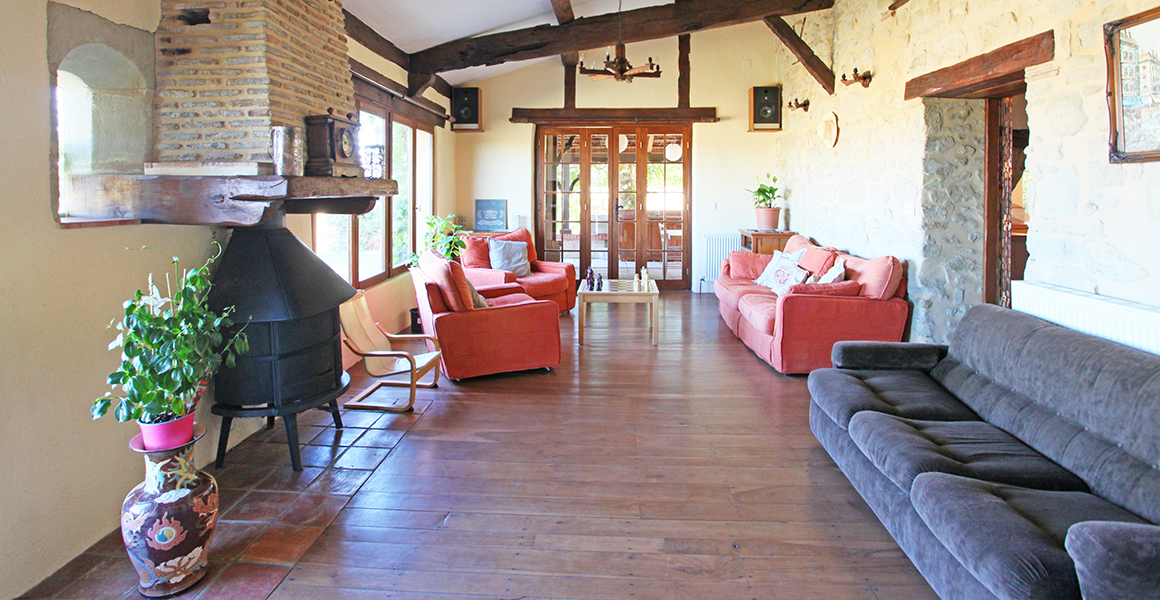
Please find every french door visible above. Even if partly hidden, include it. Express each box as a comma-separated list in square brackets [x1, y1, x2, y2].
[535, 125, 691, 290]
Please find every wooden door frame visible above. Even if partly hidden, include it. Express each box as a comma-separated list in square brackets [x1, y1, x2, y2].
[905, 31, 1054, 305]
[534, 123, 693, 289]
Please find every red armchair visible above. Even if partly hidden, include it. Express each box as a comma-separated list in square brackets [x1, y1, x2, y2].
[458, 228, 577, 314]
[411, 250, 561, 380]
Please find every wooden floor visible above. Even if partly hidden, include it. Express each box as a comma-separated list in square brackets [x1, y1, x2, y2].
[23, 292, 939, 600]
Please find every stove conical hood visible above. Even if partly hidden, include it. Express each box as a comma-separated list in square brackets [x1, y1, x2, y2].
[208, 227, 356, 323]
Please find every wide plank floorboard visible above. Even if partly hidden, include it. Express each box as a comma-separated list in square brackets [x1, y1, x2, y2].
[27, 293, 937, 600]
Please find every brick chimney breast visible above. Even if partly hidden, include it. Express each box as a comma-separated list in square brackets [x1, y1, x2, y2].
[154, 0, 356, 163]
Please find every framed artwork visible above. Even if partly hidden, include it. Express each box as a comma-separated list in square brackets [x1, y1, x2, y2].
[474, 199, 507, 232]
[1106, 7, 1160, 163]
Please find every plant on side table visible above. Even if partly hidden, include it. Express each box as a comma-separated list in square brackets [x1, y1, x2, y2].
[91, 245, 248, 598]
[749, 173, 785, 230]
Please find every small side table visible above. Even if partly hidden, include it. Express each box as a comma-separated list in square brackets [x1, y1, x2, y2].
[739, 229, 797, 254]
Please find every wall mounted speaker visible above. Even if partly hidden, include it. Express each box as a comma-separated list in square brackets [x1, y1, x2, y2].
[749, 86, 782, 132]
[451, 87, 481, 131]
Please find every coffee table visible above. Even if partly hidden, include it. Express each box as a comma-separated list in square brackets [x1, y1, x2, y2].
[576, 279, 659, 346]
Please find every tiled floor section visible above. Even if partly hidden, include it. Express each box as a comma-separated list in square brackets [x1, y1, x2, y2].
[19, 293, 940, 600]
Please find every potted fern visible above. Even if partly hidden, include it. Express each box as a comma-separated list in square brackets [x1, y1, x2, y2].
[92, 245, 248, 450]
[749, 173, 785, 230]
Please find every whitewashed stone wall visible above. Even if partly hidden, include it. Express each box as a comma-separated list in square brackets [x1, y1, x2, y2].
[762, 0, 1160, 342]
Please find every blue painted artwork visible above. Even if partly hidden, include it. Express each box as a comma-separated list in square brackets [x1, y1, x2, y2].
[475, 199, 507, 232]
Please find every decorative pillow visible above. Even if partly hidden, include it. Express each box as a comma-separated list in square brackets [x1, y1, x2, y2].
[754, 251, 809, 295]
[488, 238, 533, 277]
[728, 251, 775, 280]
[845, 255, 905, 300]
[784, 280, 862, 296]
[818, 258, 846, 284]
[799, 246, 838, 275]
[460, 236, 491, 269]
[494, 228, 537, 262]
[465, 279, 489, 308]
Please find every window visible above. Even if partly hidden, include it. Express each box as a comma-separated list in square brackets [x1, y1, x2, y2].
[314, 97, 435, 287]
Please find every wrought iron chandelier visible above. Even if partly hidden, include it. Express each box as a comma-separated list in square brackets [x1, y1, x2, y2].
[577, 0, 661, 83]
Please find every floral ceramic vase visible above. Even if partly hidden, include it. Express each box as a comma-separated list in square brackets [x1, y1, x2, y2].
[122, 424, 218, 597]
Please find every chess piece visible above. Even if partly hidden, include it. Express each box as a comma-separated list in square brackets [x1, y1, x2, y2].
[634, 274, 641, 291]
[595, 273, 603, 291]
[585, 266, 595, 291]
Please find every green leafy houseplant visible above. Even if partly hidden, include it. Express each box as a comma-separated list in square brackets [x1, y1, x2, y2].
[409, 214, 466, 265]
[748, 173, 784, 208]
[92, 246, 249, 424]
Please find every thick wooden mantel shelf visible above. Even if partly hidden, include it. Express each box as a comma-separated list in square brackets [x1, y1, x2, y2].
[66, 175, 396, 227]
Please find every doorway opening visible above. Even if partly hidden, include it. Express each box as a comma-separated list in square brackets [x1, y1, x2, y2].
[535, 125, 692, 290]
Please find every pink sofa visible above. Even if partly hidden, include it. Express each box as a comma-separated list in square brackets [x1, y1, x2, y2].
[714, 235, 910, 374]
[458, 228, 577, 314]
[411, 251, 561, 380]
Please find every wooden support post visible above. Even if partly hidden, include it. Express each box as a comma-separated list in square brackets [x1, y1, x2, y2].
[562, 53, 578, 109]
[763, 16, 835, 95]
[408, 71, 437, 98]
[678, 34, 691, 108]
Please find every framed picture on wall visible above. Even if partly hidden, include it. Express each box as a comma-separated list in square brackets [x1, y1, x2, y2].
[474, 199, 508, 232]
[1106, 7, 1160, 163]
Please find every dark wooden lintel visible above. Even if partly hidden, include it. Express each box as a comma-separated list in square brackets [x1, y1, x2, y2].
[511, 107, 718, 124]
[763, 16, 835, 95]
[563, 53, 578, 109]
[351, 60, 449, 125]
[905, 30, 1054, 100]
[678, 34, 691, 109]
[411, 0, 834, 74]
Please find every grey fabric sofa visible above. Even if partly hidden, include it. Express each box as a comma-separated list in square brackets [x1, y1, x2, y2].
[808, 304, 1160, 600]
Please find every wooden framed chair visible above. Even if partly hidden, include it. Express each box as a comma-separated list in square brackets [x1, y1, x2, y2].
[338, 290, 441, 412]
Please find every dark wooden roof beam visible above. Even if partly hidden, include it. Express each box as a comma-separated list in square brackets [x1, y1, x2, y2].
[763, 16, 835, 95]
[410, 0, 834, 74]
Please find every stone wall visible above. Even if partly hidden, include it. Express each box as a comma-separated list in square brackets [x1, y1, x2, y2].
[912, 98, 986, 342]
[154, 0, 354, 162]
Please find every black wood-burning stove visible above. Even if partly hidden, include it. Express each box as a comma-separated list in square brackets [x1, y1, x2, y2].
[208, 214, 357, 471]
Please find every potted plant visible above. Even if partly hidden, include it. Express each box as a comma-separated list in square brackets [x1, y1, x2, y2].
[92, 245, 248, 450]
[410, 214, 467, 264]
[92, 245, 248, 597]
[749, 173, 785, 230]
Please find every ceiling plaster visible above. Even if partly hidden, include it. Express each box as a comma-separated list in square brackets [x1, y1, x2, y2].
[343, 0, 673, 85]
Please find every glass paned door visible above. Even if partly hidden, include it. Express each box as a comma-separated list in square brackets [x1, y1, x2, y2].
[537, 125, 689, 289]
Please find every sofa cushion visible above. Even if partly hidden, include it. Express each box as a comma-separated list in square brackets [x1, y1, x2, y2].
[799, 246, 838, 276]
[418, 250, 475, 312]
[849, 412, 1090, 494]
[912, 472, 1147, 600]
[808, 368, 980, 429]
[738, 294, 779, 335]
[460, 236, 491, 269]
[494, 228, 537, 262]
[514, 270, 569, 298]
[784, 280, 861, 296]
[844, 254, 904, 300]
[488, 238, 532, 277]
[727, 250, 775, 280]
[714, 276, 775, 312]
[753, 252, 809, 294]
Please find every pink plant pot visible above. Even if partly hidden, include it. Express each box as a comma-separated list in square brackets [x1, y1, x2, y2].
[755, 207, 782, 230]
[137, 413, 195, 451]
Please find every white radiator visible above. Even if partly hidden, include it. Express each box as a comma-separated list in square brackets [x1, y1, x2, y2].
[1011, 281, 1160, 356]
[699, 234, 743, 293]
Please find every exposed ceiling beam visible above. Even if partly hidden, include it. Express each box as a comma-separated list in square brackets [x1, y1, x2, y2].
[888, 0, 912, 10]
[411, 0, 834, 74]
[550, 0, 576, 24]
[763, 16, 835, 95]
[343, 9, 453, 101]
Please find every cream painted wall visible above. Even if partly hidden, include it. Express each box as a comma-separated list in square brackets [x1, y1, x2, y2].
[455, 0, 1160, 337]
[0, 1, 249, 596]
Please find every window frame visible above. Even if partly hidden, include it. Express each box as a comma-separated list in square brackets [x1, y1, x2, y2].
[312, 94, 434, 288]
